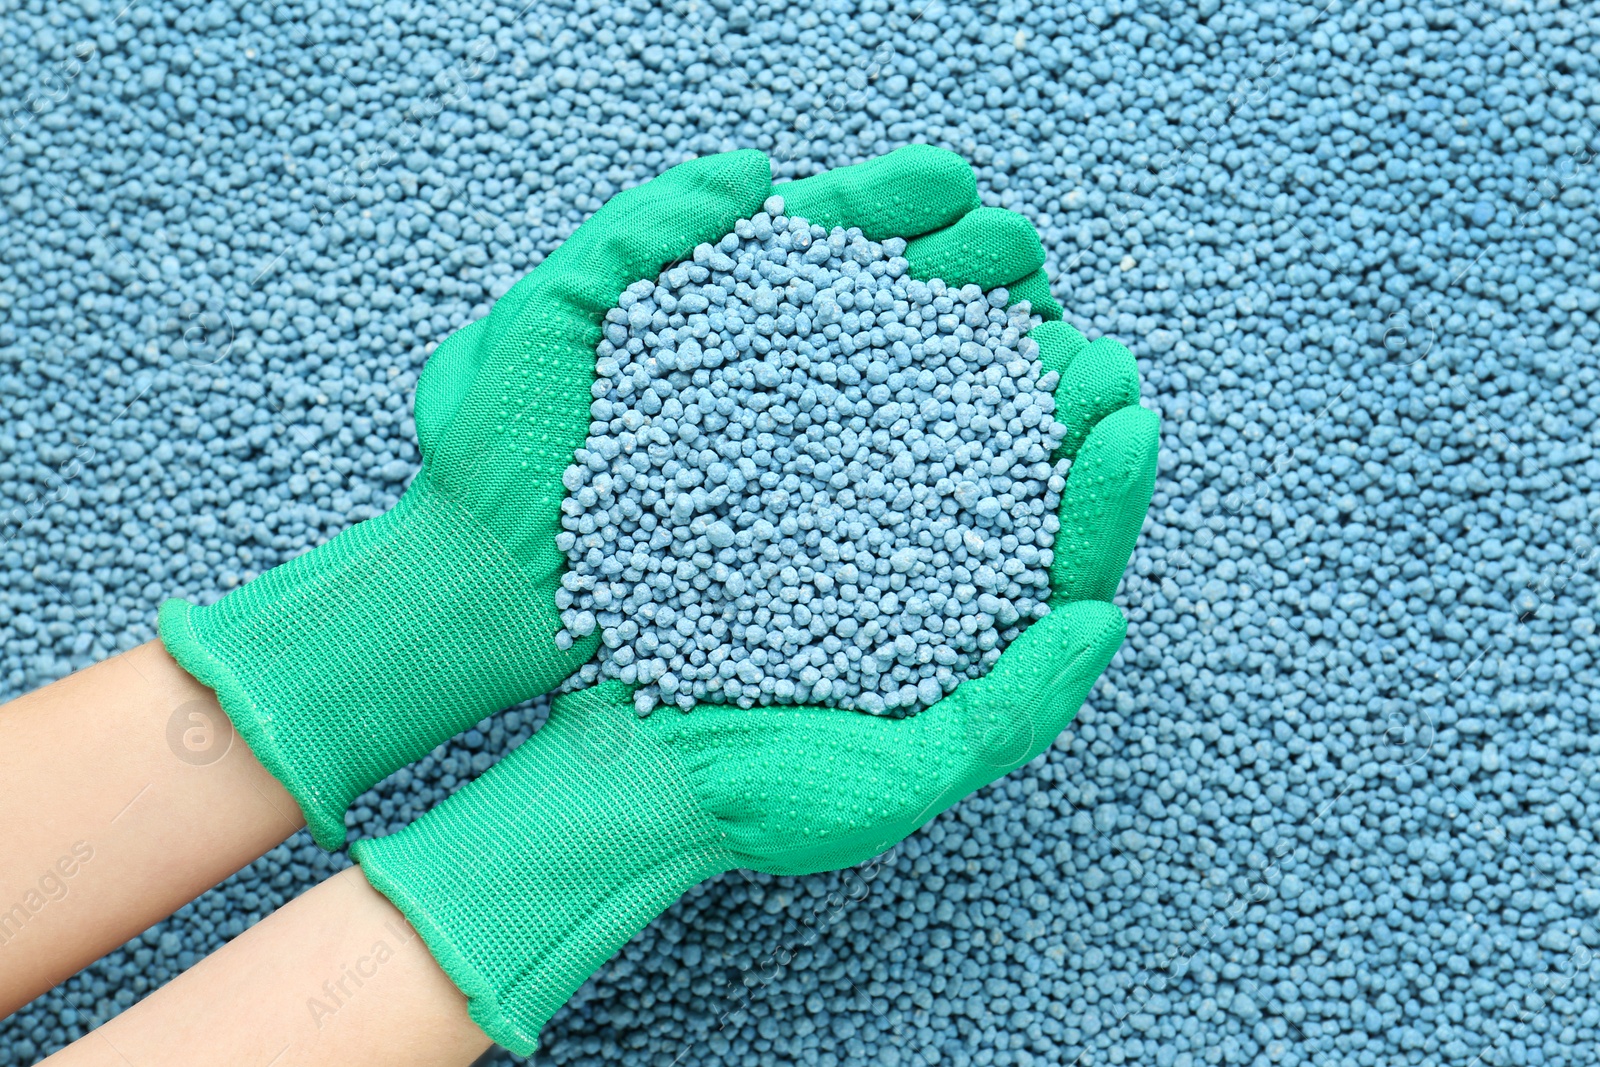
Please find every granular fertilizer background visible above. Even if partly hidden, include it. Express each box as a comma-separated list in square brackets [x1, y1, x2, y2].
[2, 0, 1598, 1065]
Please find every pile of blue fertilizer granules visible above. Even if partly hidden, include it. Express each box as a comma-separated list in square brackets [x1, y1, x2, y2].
[557, 203, 1066, 717]
[3, 0, 1598, 1065]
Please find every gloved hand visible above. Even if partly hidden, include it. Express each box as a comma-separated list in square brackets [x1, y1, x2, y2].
[351, 148, 1159, 1053]
[159, 149, 799, 848]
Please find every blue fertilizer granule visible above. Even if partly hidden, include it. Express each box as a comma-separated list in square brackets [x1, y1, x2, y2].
[556, 202, 1065, 717]
[4, 0, 1600, 1065]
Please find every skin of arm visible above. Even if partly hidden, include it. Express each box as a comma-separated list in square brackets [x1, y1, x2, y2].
[39, 866, 492, 1067]
[0, 641, 305, 1017]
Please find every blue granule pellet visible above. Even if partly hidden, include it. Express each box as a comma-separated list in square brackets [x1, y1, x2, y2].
[3, 1, 1600, 1065]
[556, 202, 1065, 717]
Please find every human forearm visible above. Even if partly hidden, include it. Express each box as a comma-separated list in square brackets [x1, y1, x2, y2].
[0, 641, 305, 1016]
[39, 866, 490, 1067]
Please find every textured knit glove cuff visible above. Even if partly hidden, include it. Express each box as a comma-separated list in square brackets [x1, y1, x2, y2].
[159, 471, 583, 848]
[351, 682, 731, 1055]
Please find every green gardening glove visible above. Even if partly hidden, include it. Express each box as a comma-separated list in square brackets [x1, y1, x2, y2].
[351, 148, 1160, 1053]
[157, 149, 792, 848]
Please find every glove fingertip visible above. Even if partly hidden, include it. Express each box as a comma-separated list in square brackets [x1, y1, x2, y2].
[1049, 334, 1143, 460]
[1051, 403, 1160, 603]
[776, 144, 977, 240]
[1031, 319, 1089, 376]
[891, 143, 981, 216]
[1007, 268, 1062, 321]
[905, 206, 1045, 291]
[678, 148, 773, 203]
